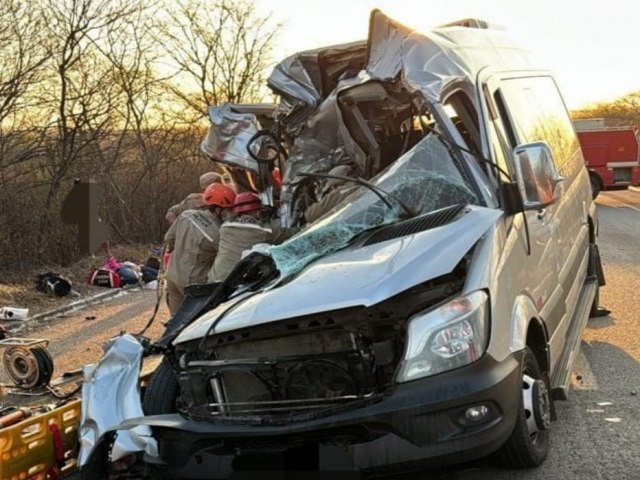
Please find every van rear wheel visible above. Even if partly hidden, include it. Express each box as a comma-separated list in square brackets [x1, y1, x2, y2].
[498, 347, 550, 468]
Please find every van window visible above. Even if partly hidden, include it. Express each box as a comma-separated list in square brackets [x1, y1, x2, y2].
[483, 90, 516, 183]
[497, 76, 581, 179]
[443, 91, 481, 157]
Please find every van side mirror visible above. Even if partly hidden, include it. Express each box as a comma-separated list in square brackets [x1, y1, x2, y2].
[512, 142, 564, 210]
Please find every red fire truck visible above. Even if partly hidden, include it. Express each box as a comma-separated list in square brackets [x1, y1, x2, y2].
[574, 118, 640, 198]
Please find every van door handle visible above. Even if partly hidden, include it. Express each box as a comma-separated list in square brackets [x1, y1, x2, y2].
[537, 209, 547, 220]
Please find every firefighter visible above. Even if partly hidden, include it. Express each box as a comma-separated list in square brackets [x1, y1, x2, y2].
[165, 172, 228, 222]
[207, 192, 273, 282]
[164, 183, 236, 314]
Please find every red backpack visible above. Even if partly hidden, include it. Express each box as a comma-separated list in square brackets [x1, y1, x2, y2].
[87, 268, 121, 288]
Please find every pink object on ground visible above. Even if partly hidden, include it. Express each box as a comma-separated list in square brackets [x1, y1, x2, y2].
[101, 256, 122, 272]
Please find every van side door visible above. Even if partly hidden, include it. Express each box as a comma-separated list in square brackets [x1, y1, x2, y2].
[477, 72, 567, 369]
[496, 74, 589, 371]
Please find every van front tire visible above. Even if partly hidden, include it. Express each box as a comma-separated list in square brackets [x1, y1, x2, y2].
[143, 358, 179, 415]
[497, 347, 550, 468]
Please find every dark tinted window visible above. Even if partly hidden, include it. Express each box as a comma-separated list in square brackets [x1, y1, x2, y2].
[499, 76, 581, 178]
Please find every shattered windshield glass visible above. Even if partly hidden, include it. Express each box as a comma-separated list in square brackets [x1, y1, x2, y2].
[269, 131, 479, 278]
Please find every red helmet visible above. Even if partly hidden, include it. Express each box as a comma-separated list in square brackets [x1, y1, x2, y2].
[203, 183, 236, 208]
[234, 192, 263, 214]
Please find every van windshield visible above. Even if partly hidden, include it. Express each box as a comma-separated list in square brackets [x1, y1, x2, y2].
[269, 131, 479, 278]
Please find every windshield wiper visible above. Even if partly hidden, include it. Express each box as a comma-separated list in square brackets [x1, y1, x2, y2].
[297, 172, 416, 219]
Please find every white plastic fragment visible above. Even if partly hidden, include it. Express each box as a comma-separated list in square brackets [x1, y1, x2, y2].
[0, 307, 29, 320]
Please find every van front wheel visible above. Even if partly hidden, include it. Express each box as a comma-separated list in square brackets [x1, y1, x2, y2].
[143, 358, 179, 415]
[498, 347, 550, 468]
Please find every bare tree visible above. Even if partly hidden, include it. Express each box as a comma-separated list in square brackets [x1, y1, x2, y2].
[0, 1, 48, 127]
[0, 0, 282, 269]
[158, 0, 280, 119]
[38, 0, 142, 204]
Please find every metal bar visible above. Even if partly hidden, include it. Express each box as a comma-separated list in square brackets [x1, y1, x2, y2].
[0, 338, 49, 348]
[189, 358, 276, 367]
[204, 394, 372, 407]
[209, 377, 227, 413]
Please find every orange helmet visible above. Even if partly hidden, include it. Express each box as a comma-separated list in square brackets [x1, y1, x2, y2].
[203, 183, 236, 208]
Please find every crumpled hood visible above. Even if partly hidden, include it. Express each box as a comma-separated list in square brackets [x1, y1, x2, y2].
[175, 206, 501, 344]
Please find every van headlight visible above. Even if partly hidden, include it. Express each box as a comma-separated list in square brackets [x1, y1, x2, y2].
[396, 291, 489, 383]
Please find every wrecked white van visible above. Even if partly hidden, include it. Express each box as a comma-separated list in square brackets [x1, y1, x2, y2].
[79, 10, 604, 478]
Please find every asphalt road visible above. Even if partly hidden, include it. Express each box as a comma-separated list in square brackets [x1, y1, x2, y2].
[3, 189, 639, 479]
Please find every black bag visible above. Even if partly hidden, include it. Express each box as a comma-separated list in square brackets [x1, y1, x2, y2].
[144, 256, 161, 271]
[141, 266, 159, 283]
[35, 272, 72, 297]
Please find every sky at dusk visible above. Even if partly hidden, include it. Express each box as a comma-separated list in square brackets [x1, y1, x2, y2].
[256, 0, 636, 109]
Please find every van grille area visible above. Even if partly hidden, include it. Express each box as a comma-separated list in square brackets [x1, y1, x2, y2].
[177, 328, 381, 425]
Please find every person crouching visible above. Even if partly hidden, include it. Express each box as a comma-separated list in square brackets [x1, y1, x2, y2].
[164, 183, 236, 314]
[207, 192, 273, 283]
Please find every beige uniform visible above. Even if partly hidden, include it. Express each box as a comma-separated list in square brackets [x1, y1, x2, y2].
[207, 216, 272, 282]
[164, 209, 221, 314]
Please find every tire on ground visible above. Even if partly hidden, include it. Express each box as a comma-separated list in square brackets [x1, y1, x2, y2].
[497, 347, 550, 468]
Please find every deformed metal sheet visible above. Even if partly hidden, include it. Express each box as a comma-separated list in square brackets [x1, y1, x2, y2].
[267, 41, 367, 107]
[175, 205, 501, 343]
[78, 334, 158, 466]
[200, 103, 266, 172]
[271, 9, 537, 226]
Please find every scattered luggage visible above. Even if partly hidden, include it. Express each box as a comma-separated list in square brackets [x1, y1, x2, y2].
[35, 272, 72, 297]
[87, 268, 121, 288]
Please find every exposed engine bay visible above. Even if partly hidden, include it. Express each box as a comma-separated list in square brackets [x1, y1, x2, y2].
[173, 265, 467, 425]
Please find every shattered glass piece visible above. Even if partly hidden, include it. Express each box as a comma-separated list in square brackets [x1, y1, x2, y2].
[270, 221, 381, 280]
[270, 132, 478, 278]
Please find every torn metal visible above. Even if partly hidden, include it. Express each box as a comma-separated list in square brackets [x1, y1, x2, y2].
[200, 103, 273, 172]
[78, 334, 158, 466]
